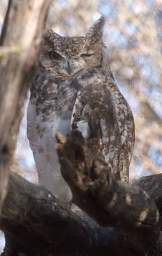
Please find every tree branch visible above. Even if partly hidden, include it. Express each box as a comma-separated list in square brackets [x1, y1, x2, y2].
[0, 130, 161, 255]
[0, 172, 161, 256]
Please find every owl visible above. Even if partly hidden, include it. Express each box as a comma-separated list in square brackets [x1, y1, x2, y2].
[27, 17, 135, 203]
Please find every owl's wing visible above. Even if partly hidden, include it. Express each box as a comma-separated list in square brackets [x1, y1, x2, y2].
[70, 69, 135, 183]
[71, 84, 116, 142]
[70, 71, 120, 179]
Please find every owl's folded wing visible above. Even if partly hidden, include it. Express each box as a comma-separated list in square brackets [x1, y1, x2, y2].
[70, 70, 134, 183]
[70, 73, 119, 169]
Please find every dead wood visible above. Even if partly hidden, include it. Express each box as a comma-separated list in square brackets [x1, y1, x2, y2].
[0, 131, 161, 255]
[0, 171, 161, 256]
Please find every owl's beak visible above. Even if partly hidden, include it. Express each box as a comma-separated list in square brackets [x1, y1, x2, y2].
[66, 60, 72, 75]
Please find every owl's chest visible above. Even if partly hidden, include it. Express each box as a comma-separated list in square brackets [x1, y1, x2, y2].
[31, 75, 78, 121]
[28, 75, 80, 147]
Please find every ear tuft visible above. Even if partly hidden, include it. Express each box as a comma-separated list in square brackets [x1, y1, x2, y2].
[43, 29, 61, 43]
[86, 16, 105, 43]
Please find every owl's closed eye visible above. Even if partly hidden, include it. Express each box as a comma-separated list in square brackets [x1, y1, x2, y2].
[39, 17, 105, 77]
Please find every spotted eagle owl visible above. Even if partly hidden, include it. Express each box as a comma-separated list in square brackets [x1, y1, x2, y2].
[27, 17, 135, 203]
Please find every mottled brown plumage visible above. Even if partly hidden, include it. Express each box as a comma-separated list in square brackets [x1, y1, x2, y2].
[27, 17, 135, 203]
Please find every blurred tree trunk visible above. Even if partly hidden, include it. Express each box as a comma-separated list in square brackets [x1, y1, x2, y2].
[0, 0, 51, 210]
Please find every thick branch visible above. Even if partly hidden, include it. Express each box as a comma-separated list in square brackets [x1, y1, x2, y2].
[1, 172, 161, 256]
[134, 174, 162, 226]
[0, 147, 161, 255]
[0, 0, 51, 208]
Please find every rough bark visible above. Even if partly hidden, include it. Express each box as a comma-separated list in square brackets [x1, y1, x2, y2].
[0, 131, 161, 255]
[0, 171, 161, 256]
[0, 0, 51, 209]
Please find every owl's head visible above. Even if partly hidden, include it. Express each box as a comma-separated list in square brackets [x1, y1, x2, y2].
[39, 17, 106, 78]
